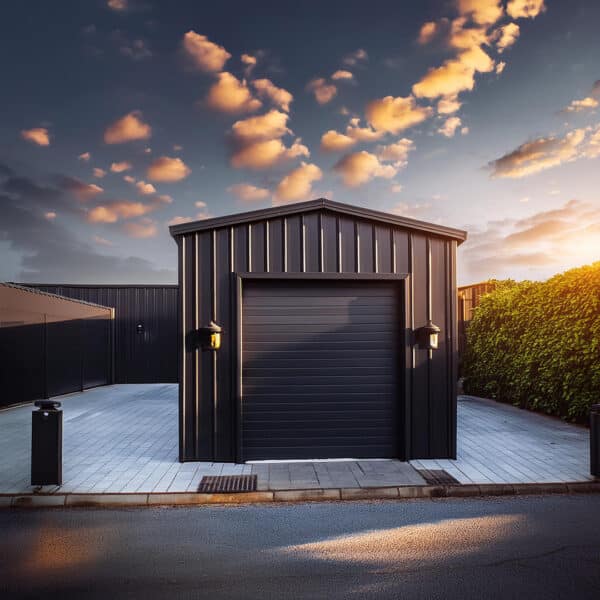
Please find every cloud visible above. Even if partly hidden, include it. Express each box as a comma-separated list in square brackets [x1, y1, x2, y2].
[345, 117, 385, 142]
[122, 217, 157, 238]
[195, 200, 206, 208]
[563, 97, 598, 113]
[437, 95, 462, 114]
[205, 71, 262, 114]
[417, 21, 439, 45]
[123, 175, 136, 183]
[506, 0, 546, 19]
[331, 70, 353, 81]
[306, 78, 337, 104]
[135, 180, 156, 195]
[107, 0, 127, 11]
[93, 235, 113, 246]
[391, 201, 432, 218]
[45, 211, 57, 220]
[87, 200, 153, 223]
[343, 48, 368, 66]
[494, 22, 520, 53]
[104, 111, 151, 144]
[21, 128, 50, 146]
[320, 130, 356, 152]
[110, 161, 132, 173]
[582, 124, 600, 158]
[227, 183, 270, 201]
[251, 79, 293, 112]
[228, 110, 309, 169]
[241, 53, 257, 77]
[495, 61, 506, 74]
[60, 177, 104, 201]
[146, 156, 191, 182]
[457, 0, 503, 25]
[488, 128, 587, 178]
[273, 162, 323, 203]
[334, 151, 397, 187]
[182, 31, 231, 72]
[366, 95, 433, 133]
[460, 198, 598, 281]
[438, 116, 462, 137]
[0, 166, 174, 283]
[119, 38, 152, 61]
[376, 138, 414, 167]
[78, 152, 91, 161]
[390, 183, 403, 193]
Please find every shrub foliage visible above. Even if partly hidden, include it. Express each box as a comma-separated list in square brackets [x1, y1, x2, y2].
[463, 262, 600, 422]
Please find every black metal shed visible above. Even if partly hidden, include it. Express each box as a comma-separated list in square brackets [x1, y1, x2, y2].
[170, 198, 467, 463]
[19, 285, 178, 384]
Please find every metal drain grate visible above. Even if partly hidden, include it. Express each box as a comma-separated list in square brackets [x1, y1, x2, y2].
[198, 474, 257, 493]
[417, 469, 460, 485]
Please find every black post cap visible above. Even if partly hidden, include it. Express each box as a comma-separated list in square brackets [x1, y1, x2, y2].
[34, 400, 62, 410]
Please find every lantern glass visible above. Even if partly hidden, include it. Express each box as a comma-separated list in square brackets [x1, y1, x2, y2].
[429, 332, 438, 350]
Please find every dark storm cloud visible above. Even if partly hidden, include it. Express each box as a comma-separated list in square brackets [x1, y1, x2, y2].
[0, 166, 175, 283]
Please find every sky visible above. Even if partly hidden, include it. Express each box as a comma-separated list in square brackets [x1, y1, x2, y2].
[0, 0, 598, 285]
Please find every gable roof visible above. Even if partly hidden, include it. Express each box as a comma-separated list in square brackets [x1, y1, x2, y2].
[169, 198, 467, 244]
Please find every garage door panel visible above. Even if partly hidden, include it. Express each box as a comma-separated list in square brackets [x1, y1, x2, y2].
[242, 280, 401, 460]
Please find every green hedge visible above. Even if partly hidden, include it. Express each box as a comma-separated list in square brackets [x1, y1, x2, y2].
[463, 262, 600, 422]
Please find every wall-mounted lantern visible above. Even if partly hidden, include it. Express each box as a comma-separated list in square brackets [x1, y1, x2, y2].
[417, 319, 441, 350]
[136, 323, 144, 335]
[197, 321, 222, 351]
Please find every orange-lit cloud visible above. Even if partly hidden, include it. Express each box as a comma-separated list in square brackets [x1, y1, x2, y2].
[135, 180, 157, 195]
[494, 22, 520, 53]
[320, 118, 385, 152]
[320, 130, 356, 152]
[334, 151, 397, 187]
[93, 168, 106, 178]
[252, 79, 293, 112]
[391, 201, 432, 218]
[205, 72, 262, 114]
[376, 138, 414, 167]
[122, 217, 158, 238]
[438, 116, 463, 137]
[44, 211, 57, 220]
[457, 0, 503, 25]
[437, 95, 462, 114]
[331, 70, 353, 81]
[306, 78, 337, 105]
[506, 0, 546, 19]
[228, 110, 309, 170]
[87, 200, 152, 223]
[107, 0, 127, 11]
[146, 156, 191, 182]
[417, 21, 439, 45]
[104, 111, 151, 144]
[274, 162, 322, 203]
[182, 31, 231, 72]
[563, 97, 598, 113]
[366, 95, 433, 133]
[343, 48, 368, 66]
[110, 161, 132, 173]
[489, 128, 587, 178]
[78, 152, 91, 161]
[227, 183, 270, 201]
[21, 128, 50, 146]
[93, 235, 113, 246]
[61, 177, 104, 201]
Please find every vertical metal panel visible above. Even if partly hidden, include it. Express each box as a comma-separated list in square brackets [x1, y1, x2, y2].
[449, 240, 458, 458]
[321, 213, 338, 272]
[250, 221, 266, 273]
[268, 219, 284, 273]
[286, 215, 302, 272]
[410, 234, 430, 457]
[303, 212, 320, 272]
[375, 225, 392, 273]
[182, 235, 196, 458]
[357, 221, 375, 273]
[234, 224, 249, 273]
[393, 230, 410, 274]
[429, 238, 449, 456]
[339, 217, 356, 273]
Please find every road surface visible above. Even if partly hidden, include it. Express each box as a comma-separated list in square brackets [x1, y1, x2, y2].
[2, 495, 600, 599]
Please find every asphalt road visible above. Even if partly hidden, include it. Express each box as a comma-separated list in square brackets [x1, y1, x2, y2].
[2, 495, 600, 599]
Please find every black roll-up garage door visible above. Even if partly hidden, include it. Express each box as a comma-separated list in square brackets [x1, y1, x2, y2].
[241, 280, 401, 460]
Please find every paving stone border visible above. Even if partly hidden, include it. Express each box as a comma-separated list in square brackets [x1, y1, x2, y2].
[2, 481, 599, 508]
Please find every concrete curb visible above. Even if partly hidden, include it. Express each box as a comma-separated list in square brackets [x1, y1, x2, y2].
[1, 481, 599, 508]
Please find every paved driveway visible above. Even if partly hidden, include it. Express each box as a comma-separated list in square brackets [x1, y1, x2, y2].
[0, 385, 592, 494]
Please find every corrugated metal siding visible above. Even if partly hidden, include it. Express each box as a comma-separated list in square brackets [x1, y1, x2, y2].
[23, 285, 178, 384]
[176, 208, 458, 462]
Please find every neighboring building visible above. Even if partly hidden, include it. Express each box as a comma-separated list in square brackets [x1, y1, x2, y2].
[170, 198, 467, 463]
[0, 283, 113, 407]
[458, 281, 497, 357]
[21, 285, 178, 384]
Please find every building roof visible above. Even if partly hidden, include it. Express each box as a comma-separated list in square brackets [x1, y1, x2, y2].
[169, 198, 468, 244]
[2, 282, 113, 310]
